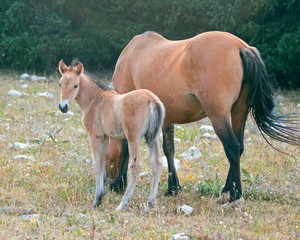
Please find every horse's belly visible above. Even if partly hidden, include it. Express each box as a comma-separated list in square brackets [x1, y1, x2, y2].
[162, 93, 207, 124]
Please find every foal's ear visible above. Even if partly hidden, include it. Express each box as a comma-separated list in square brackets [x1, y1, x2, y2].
[75, 62, 84, 75]
[58, 59, 68, 75]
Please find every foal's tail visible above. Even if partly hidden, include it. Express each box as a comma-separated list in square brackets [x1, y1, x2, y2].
[240, 47, 300, 148]
[145, 99, 166, 145]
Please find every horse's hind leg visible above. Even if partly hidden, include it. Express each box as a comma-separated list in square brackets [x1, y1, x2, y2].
[217, 87, 249, 205]
[116, 140, 142, 211]
[147, 139, 163, 207]
[210, 116, 243, 207]
[162, 124, 181, 195]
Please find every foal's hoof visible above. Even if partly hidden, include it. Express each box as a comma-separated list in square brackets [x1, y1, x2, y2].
[222, 197, 244, 209]
[216, 192, 230, 205]
[116, 202, 128, 211]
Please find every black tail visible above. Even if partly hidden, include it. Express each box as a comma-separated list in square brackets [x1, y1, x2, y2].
[145, 101, 165, 145]
[240, 47, 300, 148]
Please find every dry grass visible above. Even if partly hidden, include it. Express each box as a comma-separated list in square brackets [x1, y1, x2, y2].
[0, 72, 299, 240]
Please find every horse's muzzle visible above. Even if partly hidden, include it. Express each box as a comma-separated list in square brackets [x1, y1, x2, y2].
[59, 103, 69, 113]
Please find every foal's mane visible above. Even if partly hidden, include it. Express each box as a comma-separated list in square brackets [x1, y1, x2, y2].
[83, 71, 111, 91]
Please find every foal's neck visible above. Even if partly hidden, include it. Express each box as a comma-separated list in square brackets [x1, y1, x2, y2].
[75, 74, 103, 111]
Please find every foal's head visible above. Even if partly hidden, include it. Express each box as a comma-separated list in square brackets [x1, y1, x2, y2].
[58, 60, 83, 113]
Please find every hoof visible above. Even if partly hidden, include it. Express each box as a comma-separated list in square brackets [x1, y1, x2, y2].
[165, 186, 181, 196]
[110, 177, 126, 193]
[116, 202, 128, 211]
[216, 192, 230, 205]
[222, 197, 244, 209]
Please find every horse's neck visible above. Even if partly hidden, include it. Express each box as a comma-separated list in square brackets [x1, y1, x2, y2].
[76, 74, 102, 111]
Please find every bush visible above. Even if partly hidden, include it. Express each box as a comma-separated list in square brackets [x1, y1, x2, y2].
[0, 0, 299, 88]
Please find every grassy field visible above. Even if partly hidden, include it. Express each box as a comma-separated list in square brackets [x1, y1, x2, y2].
[0, 72, 299, 240]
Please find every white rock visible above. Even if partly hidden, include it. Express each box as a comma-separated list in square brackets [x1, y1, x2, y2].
[14, 155, 35, 161]
[174, 138, 181, 143]
[0, 135, 6, 142]
[52, 110, 74, 116]
[139, 171, 151, 177]
[179, 146, 202, 160]
[21, 214, 40, 221]
[178, 204, 193, 215]
[200, 125, 214, 132]
[172, 233, 190, 240]
[108, 82, 113, 88]
[31, 75, 47, 81]
[8, 90, 22, 97]
[12, 142, 31, 149]
[297, 103, 300, 108]
[20, 73, 30, 80]
[202, 132, 217, 138]
[78, 129, 85, 133]
[21, 84, 28, 89]
[162, 157, 181, 170]
[37, 92, 54, 99]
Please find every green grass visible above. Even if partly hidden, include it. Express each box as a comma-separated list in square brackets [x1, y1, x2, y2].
[0, 73, 299, 239]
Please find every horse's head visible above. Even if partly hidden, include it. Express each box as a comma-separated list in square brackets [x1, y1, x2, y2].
[58, 60, 84, 113]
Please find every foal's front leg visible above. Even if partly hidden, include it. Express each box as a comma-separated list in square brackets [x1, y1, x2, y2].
[90, 135, 108, 207]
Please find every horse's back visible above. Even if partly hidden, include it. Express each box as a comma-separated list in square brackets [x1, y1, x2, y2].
[113, 31, 249, 122]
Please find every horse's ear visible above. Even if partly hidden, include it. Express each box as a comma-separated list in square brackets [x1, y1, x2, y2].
[75, 61, 84, 75]
[58, 60, 68, 75]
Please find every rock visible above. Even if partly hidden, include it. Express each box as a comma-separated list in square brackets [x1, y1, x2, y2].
[31, 75, 47, 81]
[0, 135, 6, 142]
[14, 155, 35, 161]
[200, 125, 214, 132]
[202, 132, 217, 138]
[179, 146, 202, 160]
[37, 92, 54, 99]
[8, 90, 22, 97]
[177, 204, 193, 215]
[52, 110, 74, 116]
[21, 84, 28, 89]
[12, 142, 31, 149]
[20, 73, 30, 80]
[21, 214, 40, 221]
[108, 82, 113, 89]
[297, 103, 300, 108]
[162, 157, 181, 170]
[172, 233, 190, 240]
[139, 171, 151, 177]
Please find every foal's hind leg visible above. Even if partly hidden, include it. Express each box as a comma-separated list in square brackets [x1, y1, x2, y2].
[116, 140, 142, 211]
[147, 140, 163, 207]
[162, 124, 181, 195]
[210, 116, 243, 207]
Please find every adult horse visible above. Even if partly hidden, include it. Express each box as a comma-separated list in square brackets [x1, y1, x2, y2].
[109, 31, 300, 207]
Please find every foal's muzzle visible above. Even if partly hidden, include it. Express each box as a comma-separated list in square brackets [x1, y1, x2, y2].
[59, 101, 69, 113]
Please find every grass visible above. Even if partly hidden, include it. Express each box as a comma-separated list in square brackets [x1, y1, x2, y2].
[0, 72, 299, 239]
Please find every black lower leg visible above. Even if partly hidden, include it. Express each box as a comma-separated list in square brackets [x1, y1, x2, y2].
[163, 124, 181, 195]
[110, 139, 129, 192]
[213, 119, 242, 201]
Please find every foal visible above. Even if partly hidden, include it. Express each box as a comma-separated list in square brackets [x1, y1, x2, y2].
[58, 60, 165, 211]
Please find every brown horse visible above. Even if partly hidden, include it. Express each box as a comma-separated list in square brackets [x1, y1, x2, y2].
[58, 60, 165, 211]
[109, 31, 300, 208]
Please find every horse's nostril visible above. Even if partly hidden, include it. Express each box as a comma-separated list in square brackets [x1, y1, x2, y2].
[59, 103, 68, 113]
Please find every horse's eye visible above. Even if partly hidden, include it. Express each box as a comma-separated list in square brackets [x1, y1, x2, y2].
[74, 84, 78, 89]
[58, 83, 61, 87]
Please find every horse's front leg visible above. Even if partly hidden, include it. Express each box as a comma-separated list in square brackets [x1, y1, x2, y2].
[90, 134, 108, 207]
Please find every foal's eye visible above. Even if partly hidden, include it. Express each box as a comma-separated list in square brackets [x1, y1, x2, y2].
[58, 83, 61, 87]
[74, 84, 78, 89]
